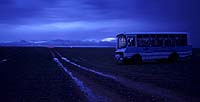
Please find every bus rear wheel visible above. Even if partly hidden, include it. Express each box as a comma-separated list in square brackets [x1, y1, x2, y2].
[168, 52, 179, 63]
[132, 54, 142, 64]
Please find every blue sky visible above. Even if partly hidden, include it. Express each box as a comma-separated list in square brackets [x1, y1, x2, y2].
[0, 0, 199, 47]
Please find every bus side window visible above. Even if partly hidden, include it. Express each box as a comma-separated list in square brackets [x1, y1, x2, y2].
[158, 39, 163, 46]
[128, 37, 135, 47]
[142, 39, 151, 47]
[176, 39, 187, 46]
[164, 39, 170, 47]
[175, 34, 187, 46]
[182, 34, 187, 46]
[128, 39, 131, 46]
[128, 39, 132, 47]
[137, 39, 142, 47]
[183, 39, 187, 46]
[151, 39, 158, 47]
[130, 40, 135, 46]
[151, 39, 163, 47]
[170, 39, 176, 46]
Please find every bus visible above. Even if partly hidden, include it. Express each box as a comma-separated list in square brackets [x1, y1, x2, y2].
[115, 32, 192, 64]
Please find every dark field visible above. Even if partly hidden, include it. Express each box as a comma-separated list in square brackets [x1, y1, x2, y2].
[0, 47, 199, 102]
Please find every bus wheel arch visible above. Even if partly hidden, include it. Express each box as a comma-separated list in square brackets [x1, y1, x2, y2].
[168, 52, 179, 62]
[132, 54, 142, 64]
[115, 53, 125, 64]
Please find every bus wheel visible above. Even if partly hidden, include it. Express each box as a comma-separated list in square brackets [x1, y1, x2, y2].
[117, 58, 129, 65]
[168, 52, 179, 63]
[133, 54, 142, 64]
[117, 58, 124, 65]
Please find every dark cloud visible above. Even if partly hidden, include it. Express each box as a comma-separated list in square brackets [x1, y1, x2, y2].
[0, 0, 194, 24]
[0, 0, 59, 24]
[0, 0, 199, 47]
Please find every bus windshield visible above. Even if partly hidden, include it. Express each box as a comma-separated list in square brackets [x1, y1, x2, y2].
[117, 36, 127, 49]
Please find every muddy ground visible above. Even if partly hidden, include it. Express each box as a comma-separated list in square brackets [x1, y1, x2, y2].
[0, 47, 199, 102]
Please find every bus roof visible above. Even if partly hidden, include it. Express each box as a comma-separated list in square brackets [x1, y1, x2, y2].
[117, 32, 189, 36]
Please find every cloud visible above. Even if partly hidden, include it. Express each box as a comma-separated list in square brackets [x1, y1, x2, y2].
[0, 0, 199, 47]
[101, 37, 116, 42]
[13, 19, 136, 32]
[0, 0, 193, 25]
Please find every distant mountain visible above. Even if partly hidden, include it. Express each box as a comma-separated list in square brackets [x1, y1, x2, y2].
[0, 39, 116, 47]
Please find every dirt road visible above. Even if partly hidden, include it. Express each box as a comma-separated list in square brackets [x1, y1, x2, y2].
[0, 47, 198, 102]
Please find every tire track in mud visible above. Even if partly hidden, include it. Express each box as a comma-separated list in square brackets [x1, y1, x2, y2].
[50, 50, 103, 102]
[54, 50, 117, 80]
[53, 50, 150, 102]
[55, 50, 186, 102]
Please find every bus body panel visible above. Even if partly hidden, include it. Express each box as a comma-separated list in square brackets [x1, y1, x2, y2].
[115, 32, 192, 63]
[123, 46, 192, 61]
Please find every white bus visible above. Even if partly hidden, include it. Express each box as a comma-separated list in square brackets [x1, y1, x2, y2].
[115, 32, 192, 64]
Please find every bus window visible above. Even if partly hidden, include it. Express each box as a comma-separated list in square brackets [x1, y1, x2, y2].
[164, 39, 170, 47]
[176, 39, 187, 46]
[170, 39, 176, 46]
[143, 34, 149, 38]
[182, 39, 187, 46]
[163, 34, 169, 38]
[137, 39, 142, 47]
[143, 39, 151, 47]
[182, 34, 187, 38]
[169, 34, 175, 38]
[151, 39, 163, 47]
[175, 34, 188, 46]
[157, 34, 162, 38]
[150, 34, 156, 38]
[137, 35, 142, 38]
[137, 38, 151, 47]
[127, 37, 135, 47]
[158, 39, 163, 46]
[118, 36, 127, 49]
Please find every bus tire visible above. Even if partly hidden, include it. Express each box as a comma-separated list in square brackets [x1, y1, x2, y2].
[117, 58, 129, 65]
[168, 52, 179, 63]
[117, 59, 123, 65]
[123, 58, 130, 65]
[132, 54, 142, 64]
[116, 54, 125, 65]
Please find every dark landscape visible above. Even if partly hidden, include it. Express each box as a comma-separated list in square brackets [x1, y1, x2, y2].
[0, 47, 199, 102]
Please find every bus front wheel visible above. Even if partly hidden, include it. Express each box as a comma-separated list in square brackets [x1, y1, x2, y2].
[117, 58, 129, 65]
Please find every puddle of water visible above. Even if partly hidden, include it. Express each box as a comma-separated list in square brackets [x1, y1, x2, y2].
[0, 59, 8, 63]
